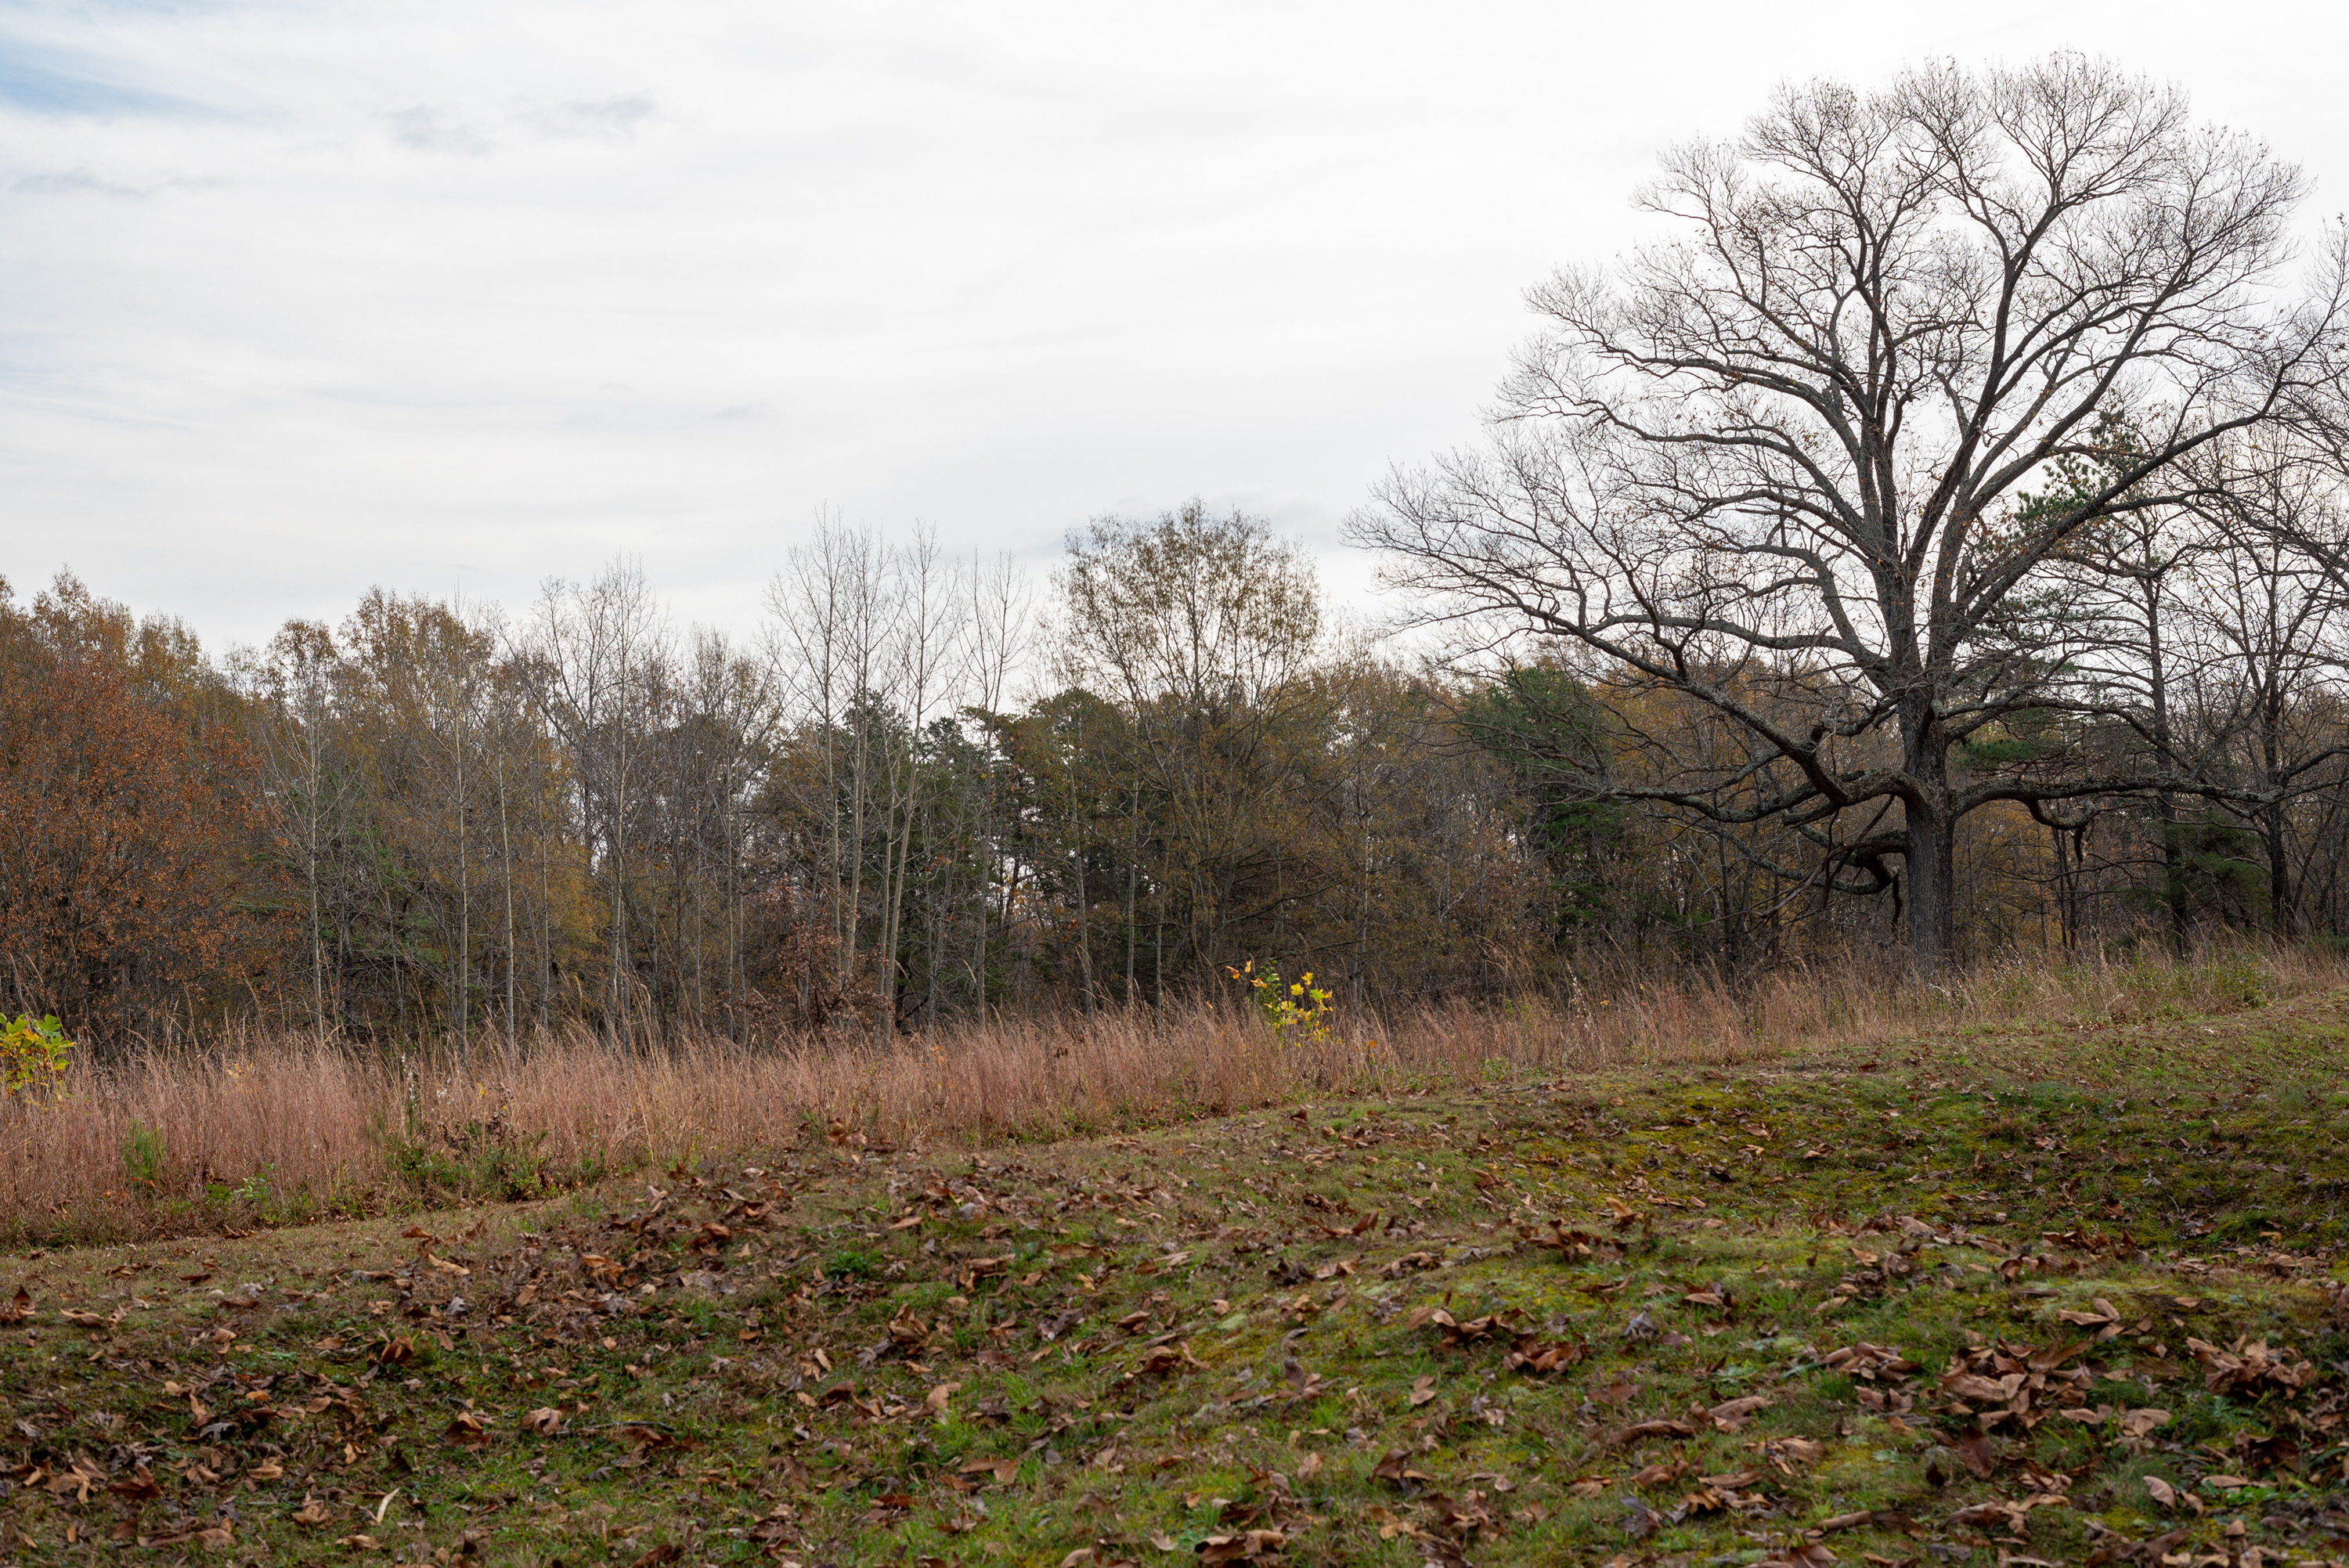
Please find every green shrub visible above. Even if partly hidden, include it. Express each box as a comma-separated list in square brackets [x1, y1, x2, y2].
[1, 1014, 72, 1098]
[121, 1123, 168, 1195]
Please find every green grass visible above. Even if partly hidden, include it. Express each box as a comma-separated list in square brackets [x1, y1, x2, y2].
[9, 988, 2349, 1564]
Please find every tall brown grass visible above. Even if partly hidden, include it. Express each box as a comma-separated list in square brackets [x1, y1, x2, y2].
[4, 942, 2339, 1249]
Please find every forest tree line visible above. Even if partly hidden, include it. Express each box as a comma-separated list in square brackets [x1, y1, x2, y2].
[8, 488, 2349, 1052]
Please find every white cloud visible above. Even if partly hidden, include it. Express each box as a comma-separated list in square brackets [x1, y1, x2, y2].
[384, 105, 490, 155]
[0, 1, 2344, 648]
[13, 165, 150, 196]
[529, 94, 655, 141]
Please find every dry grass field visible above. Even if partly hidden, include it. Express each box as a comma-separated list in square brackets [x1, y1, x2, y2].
[5, 948, 2349, 1564]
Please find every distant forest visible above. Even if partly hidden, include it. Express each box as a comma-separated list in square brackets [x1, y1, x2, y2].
[5, 495, 2347, 1053]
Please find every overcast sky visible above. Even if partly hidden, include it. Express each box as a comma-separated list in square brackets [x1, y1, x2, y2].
[2, 0, 2344, 652]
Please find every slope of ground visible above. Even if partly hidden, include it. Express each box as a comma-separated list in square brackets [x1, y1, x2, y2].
[7, 987, 2349, 1566]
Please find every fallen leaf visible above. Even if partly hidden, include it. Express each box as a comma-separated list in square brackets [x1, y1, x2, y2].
[1707, 1394, 1772, 1431]
[164, 1523, 236, 1548]
[1950, 1500, 2030, 1533]
[1371, 1450, 1435, 1486]
[108, 1468, 163, 1501]
[959, 1455, 1020, 1483]
[49, 1459, 103, 1501]
[1611, 1418, 1696, 1445]
[926, 1381, 962, 1414]
[1408, 1375, 1436, 1407]
[1197, 1527, 1285, 1563]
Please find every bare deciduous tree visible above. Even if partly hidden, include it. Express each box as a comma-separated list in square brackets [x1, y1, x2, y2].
[1355, 56, 2349, 968]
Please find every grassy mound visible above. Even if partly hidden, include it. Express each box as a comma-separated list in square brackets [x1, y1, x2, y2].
[7, 987, 2349, 1564]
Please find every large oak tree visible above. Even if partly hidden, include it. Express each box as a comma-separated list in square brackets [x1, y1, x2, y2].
[1355, 56, 2349, 968]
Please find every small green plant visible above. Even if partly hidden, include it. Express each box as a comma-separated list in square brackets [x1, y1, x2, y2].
[388, 1117, 567, 1202]
[122, 1122, 169, 1195]
[1226, 960, 1335, 1043]
[1, 1013, 73, 1099]
[824, 1246, 883, 1280]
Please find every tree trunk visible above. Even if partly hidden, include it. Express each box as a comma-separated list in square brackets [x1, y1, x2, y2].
[1902, 717, 1957, 971]
[2265, 800, 2293, 938]
[2156, 795, 2191, 954]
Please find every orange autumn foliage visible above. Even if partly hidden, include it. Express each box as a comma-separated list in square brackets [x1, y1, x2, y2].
[0, 575, 281, 1040]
